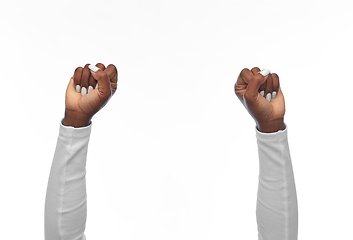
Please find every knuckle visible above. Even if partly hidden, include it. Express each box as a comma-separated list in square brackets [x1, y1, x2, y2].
[74, 67, 83, 73]
[241, 68, 249, 73]
[240, 68, 249, 77]
[251, 67, 260, 72]
[107, 63, 116, 69]
[96, 63, 105, 70]
[108, 64, 118, 75]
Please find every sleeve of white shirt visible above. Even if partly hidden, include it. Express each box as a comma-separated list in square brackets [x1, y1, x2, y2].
[44, 120, 298, 240]
[255, 125, 298, 240]
[45, 120, 91, 240]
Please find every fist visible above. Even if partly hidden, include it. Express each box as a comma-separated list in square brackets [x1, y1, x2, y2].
[234, 67, 285, 133]
[63, 63, 118, 127]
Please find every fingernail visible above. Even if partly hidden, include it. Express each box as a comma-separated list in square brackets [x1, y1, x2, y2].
[88, 64, 100, 72]
[259, 69, 271, 77]
[260, 90, 265, 96]
[95, 83, 98, 89]
[76, 85, 81, 93]
[81, 87, 87, 96]
[272, 91, 277, 99]
[88, 86, 93, 93]
[266, 93, 272, 102]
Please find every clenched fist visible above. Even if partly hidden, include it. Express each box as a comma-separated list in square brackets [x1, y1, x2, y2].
[235, 67, 285, 133]
[63, 63, 118, 128]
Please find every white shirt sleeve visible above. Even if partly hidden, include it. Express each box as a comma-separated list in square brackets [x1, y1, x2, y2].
[44, 120, 298, 240]
[45, 120, 91, 240]
[255, 125, 298, 240]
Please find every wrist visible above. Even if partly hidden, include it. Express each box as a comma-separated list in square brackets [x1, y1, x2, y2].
[63, 109, 91, 128]
[256, 119, 285, 133]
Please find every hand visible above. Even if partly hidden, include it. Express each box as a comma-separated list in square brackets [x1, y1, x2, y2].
[63, 63, 118, 127]
[234, 67, 285, 133]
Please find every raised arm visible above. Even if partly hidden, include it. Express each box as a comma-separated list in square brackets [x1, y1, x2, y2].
[235, 67, 298, 240]
[45, 63, 118, 240]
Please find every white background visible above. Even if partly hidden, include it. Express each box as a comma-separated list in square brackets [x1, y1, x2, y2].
[1, 0, 352, 239]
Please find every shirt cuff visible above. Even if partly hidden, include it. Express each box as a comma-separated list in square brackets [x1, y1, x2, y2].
[59, 118, 92, 138]
[255, 123, 288, 142]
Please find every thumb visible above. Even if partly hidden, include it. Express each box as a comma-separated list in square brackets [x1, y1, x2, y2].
[244, 69, 270, 103]
[88, 64, 112, 99]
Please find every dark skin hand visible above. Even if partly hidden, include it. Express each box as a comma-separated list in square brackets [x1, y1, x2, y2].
[63, 63, 118, 128]
[235, 67, 286, 133]
[63, 64, 282, 131]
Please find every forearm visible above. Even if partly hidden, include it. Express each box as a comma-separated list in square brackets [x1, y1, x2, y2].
[45, 120, 91, 240]
[256, 125, 298, 240]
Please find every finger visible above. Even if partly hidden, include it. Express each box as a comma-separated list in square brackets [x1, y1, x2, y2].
[89, 64, 112, 99]
[271, 73, 280, 99]
[105, 64, 118, 83]
[251, 67, 261, 75]
[88, 62, 104, 92]
[259, 81, 267, 97]
[235, 68, 252, 101]
[96, 63, 106, 71]
[74, 67, 83, 93]
[88, 74, 96, 93]
[244, 73, 267, 105]
[90, 63, 106, 90]
[250, 67, 268, 97]
[105, 64, 118, 94]
[81, 64, 91, 96]
[251, 67, 267, 96]
[239, 68, 252, 84]
[264, 73, 273, 102]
